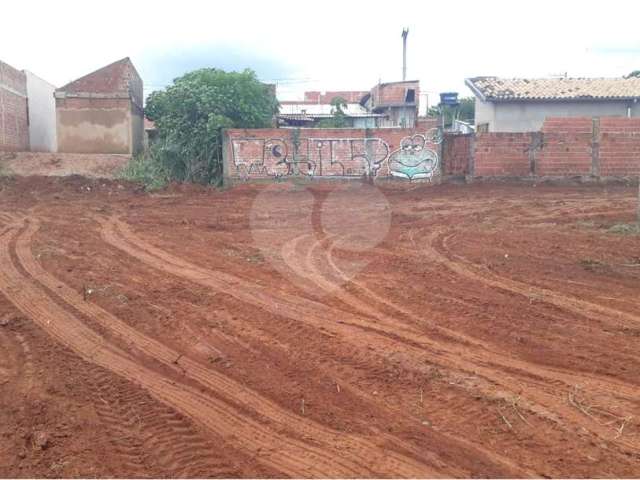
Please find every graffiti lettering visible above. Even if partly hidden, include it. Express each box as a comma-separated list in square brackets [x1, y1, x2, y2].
[230, 129, 441, 181]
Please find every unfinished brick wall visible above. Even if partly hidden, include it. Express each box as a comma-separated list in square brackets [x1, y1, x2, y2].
[537, 118, 593, 176]
[442, 133, 473, 176]
[224, 125, 442, 181]
[474, 117, 640, 179]
[0, 60, 29, 151]
[599, 118, 640, 177]
[474, 133, 532, 177]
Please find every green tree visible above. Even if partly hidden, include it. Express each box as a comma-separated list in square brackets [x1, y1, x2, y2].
[625, 70, 640, 78]
[145, 68, 278, 185]
[428, 96, 475, 127]
[316, 96, 351, 128]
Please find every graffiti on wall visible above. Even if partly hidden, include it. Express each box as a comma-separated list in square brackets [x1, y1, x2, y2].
[388, 130, 441, 181]
[230, 128, 441, 181]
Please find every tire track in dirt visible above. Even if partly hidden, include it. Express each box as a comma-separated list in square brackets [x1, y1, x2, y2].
[100, 216, 640, 457]
[10, 218, 437, 478]
[90, 368, 239, 477]
[287, 230, 640, 462]
[323, 233, 640, 389]
[426, 228, 640, 331]
[297, 231, 640, 408]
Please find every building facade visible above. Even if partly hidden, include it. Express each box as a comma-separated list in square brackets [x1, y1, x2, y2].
[25, 71, 57, 152]
[466, 76, 640, 132]
[0, 60, 29, 151]
[55, 57, 144, 154]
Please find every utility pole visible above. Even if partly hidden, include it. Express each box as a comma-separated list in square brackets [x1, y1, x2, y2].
[401, 28, 409, 81]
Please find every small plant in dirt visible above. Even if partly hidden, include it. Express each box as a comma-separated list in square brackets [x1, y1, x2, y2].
[608, 223, 640, 235]
[119, 153, 169, 190]
[579, 258, 607, 272]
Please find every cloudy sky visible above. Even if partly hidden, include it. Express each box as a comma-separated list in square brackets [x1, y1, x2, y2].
[2, 0, 639, 111]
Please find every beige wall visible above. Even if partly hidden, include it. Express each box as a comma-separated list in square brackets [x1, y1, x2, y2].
[56, 98, 135, 154]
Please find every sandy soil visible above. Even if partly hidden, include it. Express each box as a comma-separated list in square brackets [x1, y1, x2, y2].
[0, 175, 639, 478]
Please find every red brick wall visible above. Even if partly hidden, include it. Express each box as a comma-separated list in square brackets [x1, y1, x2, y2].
[474, 133, 532, 177]
[371, 81, 419, 106]
[599, 118, 640, 177]
[224, 126, 441, 179]
[0, 60, 29, 151]
[537, 117, 593, 176]
[442, 133, 472, 176]
[473, 117, 640, 178]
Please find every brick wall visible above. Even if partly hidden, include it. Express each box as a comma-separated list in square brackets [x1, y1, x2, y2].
[474, 133, 532, 177]
[473, 117, 640, 179]
[442, 133, 472, 176]
[537, 118, 593, 176]
[224, 125, 442, 180]
[599, 118, 640, 177]
[0, 60, 29, 151]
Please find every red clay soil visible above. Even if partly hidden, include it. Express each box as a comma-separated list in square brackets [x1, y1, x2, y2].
[0, 175, 639, 478]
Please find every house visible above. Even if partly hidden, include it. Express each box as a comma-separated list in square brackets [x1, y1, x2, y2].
[54, 57, 144, 154]
[466, 76, 640, 132]
[0, 60, 29, 151]
[277, 81, 420, 128]
[360, 80, 420, 128]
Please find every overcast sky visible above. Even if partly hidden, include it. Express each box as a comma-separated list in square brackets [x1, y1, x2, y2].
[2, 0, 639, 111]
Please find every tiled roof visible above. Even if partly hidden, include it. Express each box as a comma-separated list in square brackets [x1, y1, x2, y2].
[466, 76, 640, 102]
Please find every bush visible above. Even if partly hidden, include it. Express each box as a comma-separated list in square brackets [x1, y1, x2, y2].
[145, 68, 278, 186]
[118, 152, 169, 190]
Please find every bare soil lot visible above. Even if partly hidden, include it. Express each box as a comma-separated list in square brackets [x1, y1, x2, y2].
[1, 175, 639, 478]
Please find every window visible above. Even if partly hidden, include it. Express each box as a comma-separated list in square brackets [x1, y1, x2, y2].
[405, 89, 415, 103]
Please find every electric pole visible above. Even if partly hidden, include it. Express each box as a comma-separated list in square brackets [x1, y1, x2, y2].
[402, 28, 409, 81]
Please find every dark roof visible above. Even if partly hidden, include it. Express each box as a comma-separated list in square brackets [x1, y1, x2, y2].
[466, 76, 640, 102]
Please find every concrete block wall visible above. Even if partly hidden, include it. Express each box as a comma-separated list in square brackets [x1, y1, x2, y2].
[0, 60, 29, 151]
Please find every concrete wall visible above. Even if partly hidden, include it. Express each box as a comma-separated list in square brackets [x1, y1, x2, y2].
[56, 97, 132, 154]
[473, 116, 640, 178]
[224, 123, 441, 182]
[25, 71, 57, 152]
[475, 98, 640, 132]
[0, 60, 29, 151]
[130, 103, 144, 155]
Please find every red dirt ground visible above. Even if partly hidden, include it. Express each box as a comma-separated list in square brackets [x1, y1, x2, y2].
[0, 175, 639, 478]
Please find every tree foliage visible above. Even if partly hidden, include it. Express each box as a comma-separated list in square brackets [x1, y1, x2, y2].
[316, 96, 351, 128]
[145, 68, 278, 185]
[428, 96, 475, 127]
[625, 70, 640, 78]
